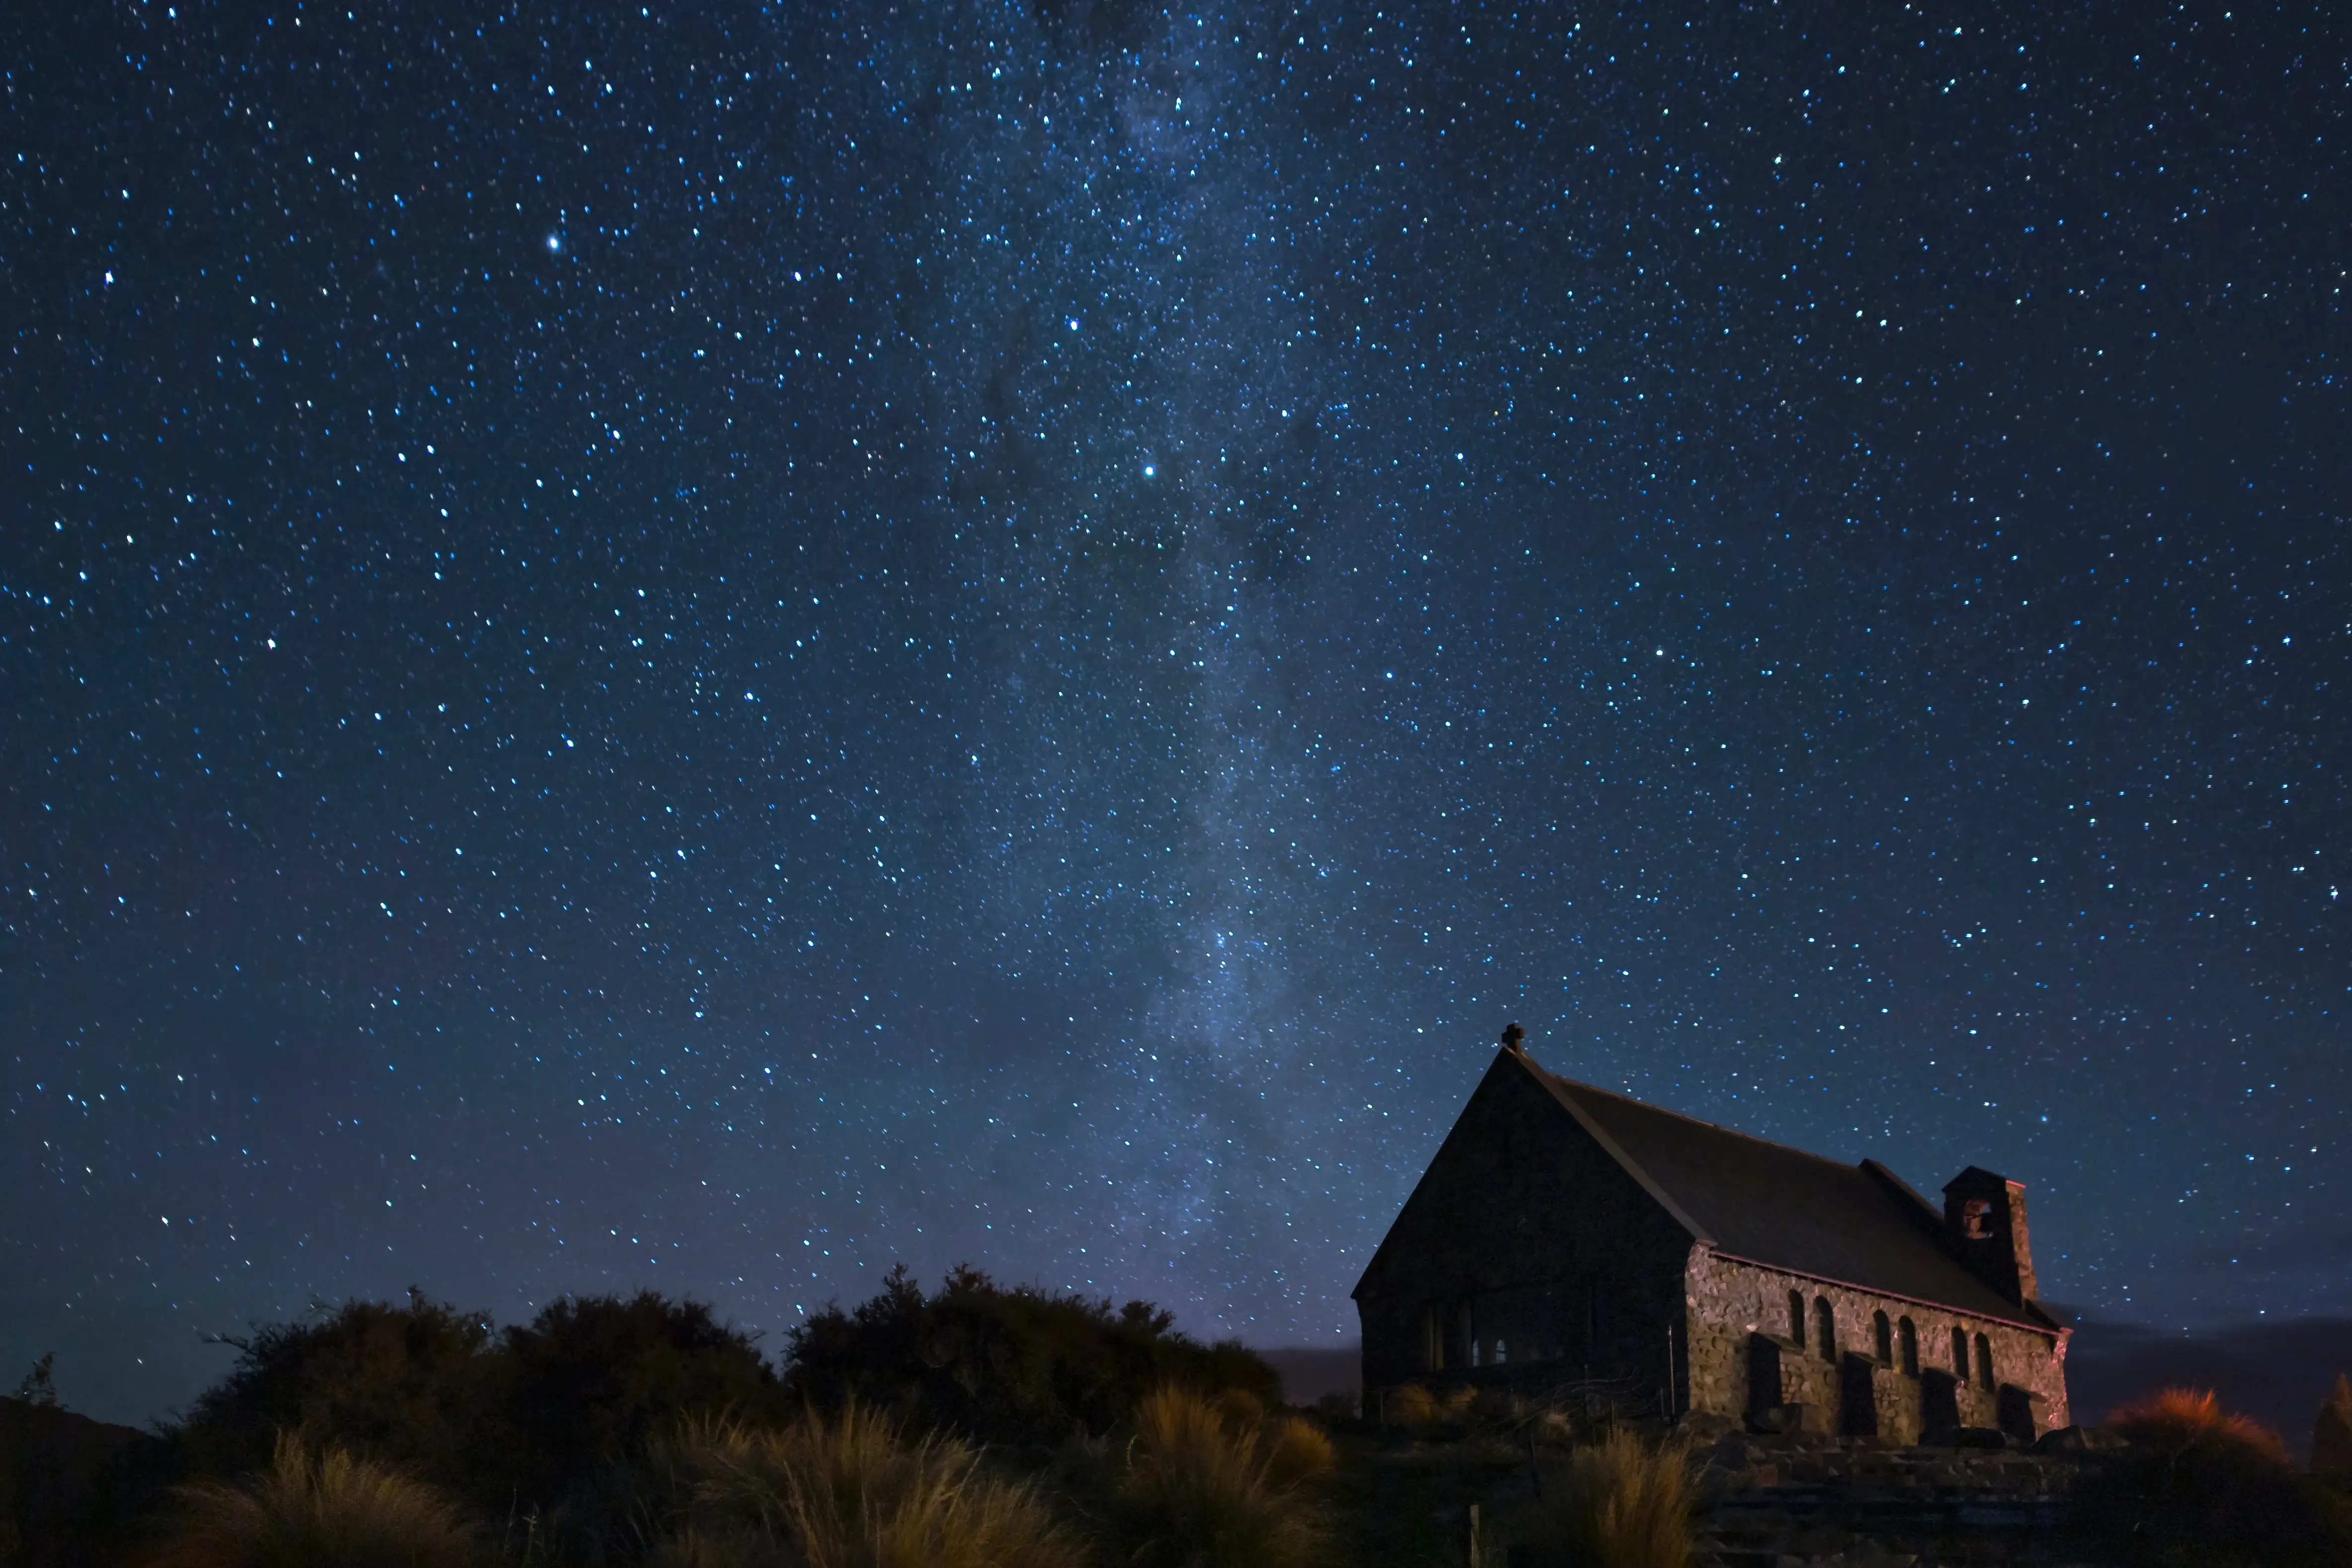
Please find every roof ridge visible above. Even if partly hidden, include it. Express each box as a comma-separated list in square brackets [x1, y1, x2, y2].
[1532, 1062, 1885, 1182]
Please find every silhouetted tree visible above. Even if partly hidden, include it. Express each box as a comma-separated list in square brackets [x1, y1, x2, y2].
[2315, 1374, 2352, 1483]
[783, 1264, 1280, 1448]
[173, 1290, 503, 1496]
[499, 1290, 783, 1498]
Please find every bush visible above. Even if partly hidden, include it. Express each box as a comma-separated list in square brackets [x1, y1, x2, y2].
[144, 1434, 483, 1568]
[650, 1405, 1085, 1568]
[503, 1292, 786, 1500]
[2311, 1374, 2352, 1481]
[173, 1293, 502, 1495]
[172, 1289, 782, 1524]
[783, 1265, 1279, 1448]
[2079, 1386, 2352, 1567]
[1524, 1427, 1694, 1568]
[1104, 1383, 1330, 1568]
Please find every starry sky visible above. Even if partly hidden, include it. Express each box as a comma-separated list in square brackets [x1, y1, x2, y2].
[4, 1, 2348, 1426]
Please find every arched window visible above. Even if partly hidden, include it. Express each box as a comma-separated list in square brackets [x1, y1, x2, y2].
[1787, 1289, 1806, 1344]
[1952, 1326, 1971, 1384]
[1495, 1338, 1508, 1365]
[1873, 1310, 1893, 1363]
[1898, 1316, 1919, 1377]
[1975, 1333, 1995, 1389]
[1813, 1296, 1836, 1362]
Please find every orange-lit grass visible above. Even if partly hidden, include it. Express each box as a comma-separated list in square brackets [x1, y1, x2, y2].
[2107, 1387, 2288, 1464]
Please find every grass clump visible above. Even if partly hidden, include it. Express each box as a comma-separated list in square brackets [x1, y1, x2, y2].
[1106, 1383, 1331, 1568]
[2110, 1387, 2286, 1463]
[652, 1403, 1085, 1568]
[144, 1433, 483, 1568]
[2077, 1386, 2352, 1567]
[1524, 1427, 1694, 1568]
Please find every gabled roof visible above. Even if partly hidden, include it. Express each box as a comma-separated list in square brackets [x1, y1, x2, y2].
[1512, 1051, 2052, 1327]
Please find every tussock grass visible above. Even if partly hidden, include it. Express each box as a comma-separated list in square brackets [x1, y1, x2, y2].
[1525, 1427, 1694, 1568]
[651, 1404, 1084, 1568]
[2107, 1387, 2287, 1464]
[2082, 1386, 2352, 1567]
[1384, 1385, 1440, 1429]
[1109, 1384, 1330, 1568]
[143, 1433, 483, 1568]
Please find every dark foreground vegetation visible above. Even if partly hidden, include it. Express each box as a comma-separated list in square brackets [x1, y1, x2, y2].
[6, 1273, 2352, 1567]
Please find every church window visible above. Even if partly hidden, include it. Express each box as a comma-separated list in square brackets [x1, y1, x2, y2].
[1495, 1338, 1508, 1365]
[1898, 1317, 1919, 1377]
[1421, 1303, 1445, 1372]
[1974, 1333, 1995, 1389]
[1470, 1336, 1482, 1368]
[1873, 1310, 1893, 1363]
[1813, 1296, 1836, 1362]
[1787, 1289, 1805, 1344]
[1953, 1326, 1970, 1383]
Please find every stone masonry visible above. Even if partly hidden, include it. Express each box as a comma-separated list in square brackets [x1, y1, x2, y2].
[1355, 1039, 2071, 1443]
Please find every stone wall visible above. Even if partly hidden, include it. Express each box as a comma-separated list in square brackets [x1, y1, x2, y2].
[1682, 1248, 2070, 1441]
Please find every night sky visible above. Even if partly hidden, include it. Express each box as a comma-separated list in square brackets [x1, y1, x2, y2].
[5, 2, 2347, 1426]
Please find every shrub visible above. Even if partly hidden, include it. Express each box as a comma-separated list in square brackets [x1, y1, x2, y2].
[2310, 1374, 2352, 1481]
[1524, 1427, 1694, 1568]
[650, 1404, 1085, 1568]
[1105, 1383, 1329, 1568]
[144, 1433, 482, 1568]
[173, 1293, 502, 1495]
[2080, 1386, 2352, 1567]
[783, 1265, 1279, 1448]
[174, 1289, 782, 1522]
[502, 1292, 786, 1501]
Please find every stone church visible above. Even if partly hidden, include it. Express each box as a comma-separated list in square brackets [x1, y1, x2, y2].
[1353, 1033, 2071, 1442]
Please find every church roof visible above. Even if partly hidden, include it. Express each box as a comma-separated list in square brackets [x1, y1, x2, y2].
[1517, 1052, 2050, 1326]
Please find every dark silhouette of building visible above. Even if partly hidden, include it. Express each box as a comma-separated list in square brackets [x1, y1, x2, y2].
[1353, 1038, 2070, 1440]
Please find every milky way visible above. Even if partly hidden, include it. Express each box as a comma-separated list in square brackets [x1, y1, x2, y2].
[4, 2, 2347, 1423]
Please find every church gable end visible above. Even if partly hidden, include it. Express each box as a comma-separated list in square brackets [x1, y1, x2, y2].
[1353, 1048, 1696, 1393]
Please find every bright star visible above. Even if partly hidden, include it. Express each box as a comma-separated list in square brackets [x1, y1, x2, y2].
[545, 233, 562, 253]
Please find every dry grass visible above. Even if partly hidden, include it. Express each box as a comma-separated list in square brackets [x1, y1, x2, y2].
[1109, 1384, 1331, 1568]
[2107, 1387, 2288, 1464]
[2078, 1386, 2352, 1567]
[143, 1433, 483, 1568]
[1525, 1427, 1695, 1568]
[650, 1404, 1085, 1568]
[1384, 1385, 1440, 1429]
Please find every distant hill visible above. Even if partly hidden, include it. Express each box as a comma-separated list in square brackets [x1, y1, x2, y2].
[0, 1394, 177, 1566]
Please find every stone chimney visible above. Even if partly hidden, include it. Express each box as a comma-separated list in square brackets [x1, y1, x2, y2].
[1942, 1166, 2039, 1305]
